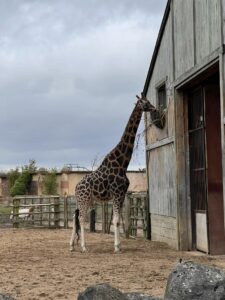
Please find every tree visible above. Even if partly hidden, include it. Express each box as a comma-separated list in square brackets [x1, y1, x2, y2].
[42, 169, 58, 195]
[9, 160, 37, 197]
[7, 168, 20, 190]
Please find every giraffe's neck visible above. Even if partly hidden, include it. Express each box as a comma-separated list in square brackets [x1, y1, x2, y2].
[101, 102, 143, 171]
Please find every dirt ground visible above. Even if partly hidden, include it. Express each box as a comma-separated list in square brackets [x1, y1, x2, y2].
[1, 229, 225, 300]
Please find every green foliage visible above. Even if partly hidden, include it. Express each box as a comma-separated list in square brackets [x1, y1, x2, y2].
[10, 170, 31, 197]
[9, 160, 37, 197]
[23, 159, 37, 173]
[0, 206, 12, 214]
[7, 168, 20, 189]
[42, 169, 58, 195]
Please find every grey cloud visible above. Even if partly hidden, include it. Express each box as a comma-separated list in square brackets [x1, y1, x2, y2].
[0, 0, 167, 170]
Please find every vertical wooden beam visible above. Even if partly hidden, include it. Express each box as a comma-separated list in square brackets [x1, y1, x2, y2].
[183, 93, 192, 249]
[174, 89, 190, 250]
[102, 203, 106, 233]
[48, 197, 50, 228]
[220, 0, 225, 230]
[90, 208, 96, 232]
[31, 197, 34, 226]
[64, 195, 68, 229]
[192, 0, 197, 66]
[219, 52, 225, 229]
[54, 197, 60, 228]
[171, 0, 176, 81]
[144, 110, 151, 239]
[40, 197, 43, 227]
[12, 197, 19, 228]
[124, 194, 131, 238]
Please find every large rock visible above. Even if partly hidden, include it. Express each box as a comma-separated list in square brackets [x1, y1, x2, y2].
[77, 283, 161, 300]
[165, 261, 225, 299]
[0, 295, 16, 300]
[125, 292, 162, 300]
[77, 283, 127, 300]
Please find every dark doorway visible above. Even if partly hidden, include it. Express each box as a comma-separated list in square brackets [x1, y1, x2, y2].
[188, 73, 225, 254]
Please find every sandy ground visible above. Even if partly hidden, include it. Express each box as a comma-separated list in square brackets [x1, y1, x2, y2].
[1, 229, 225, 300]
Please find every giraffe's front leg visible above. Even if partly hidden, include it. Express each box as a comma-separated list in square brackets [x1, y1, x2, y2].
[113, 211, 121, 253]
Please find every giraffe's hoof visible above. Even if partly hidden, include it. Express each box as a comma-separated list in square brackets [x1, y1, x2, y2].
[81, 247, 88, 253]
[114, 245, 121, 253]
[70, 247, 75, 252]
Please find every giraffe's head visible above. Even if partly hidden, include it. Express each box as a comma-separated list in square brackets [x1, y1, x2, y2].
[136, 94, 156, 112]
[136, 93, 165, 129]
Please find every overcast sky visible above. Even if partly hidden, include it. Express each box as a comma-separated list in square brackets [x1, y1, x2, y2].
[0, 0, 167, 171]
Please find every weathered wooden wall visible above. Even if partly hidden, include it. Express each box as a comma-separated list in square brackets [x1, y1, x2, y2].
[145, 0, 223, 249]
[174, 0, 194, 78]
[148, 143, 176, 217]
[195, 0, 221, 63]
[174, 0, 221, 79]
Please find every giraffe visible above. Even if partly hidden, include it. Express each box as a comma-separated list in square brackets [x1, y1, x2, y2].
[70, 95, 160, 253]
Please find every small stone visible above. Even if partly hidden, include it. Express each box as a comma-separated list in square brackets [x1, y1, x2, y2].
[0, 295, 16, 300]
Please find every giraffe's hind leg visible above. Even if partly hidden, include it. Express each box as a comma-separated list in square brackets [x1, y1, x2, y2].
[80, 215, 87, 252]
[69, 213, 76, 251]
[113, 198, 124, 253]
[70, 209, 80, 251]
[113, 211, 121, 253]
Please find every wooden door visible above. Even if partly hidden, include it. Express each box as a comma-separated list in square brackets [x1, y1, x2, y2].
[188, 87, 208, 252]
[188, 82, 225, 254]
[205, 84, 225, 254]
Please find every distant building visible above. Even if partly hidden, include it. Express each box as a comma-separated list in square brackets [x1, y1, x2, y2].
[0, 170, 147, 198]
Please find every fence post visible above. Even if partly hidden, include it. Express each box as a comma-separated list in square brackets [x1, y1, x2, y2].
[102, 203, 106, 233]
[54, 197, 60, 228]
[125, 193, 131, 238]
[13, 197, 20, 228]
[145, 191, 151, 239]
[90, 208, 96, 232]
[40, 197, 43, 226]
[64, 195, 68, 229]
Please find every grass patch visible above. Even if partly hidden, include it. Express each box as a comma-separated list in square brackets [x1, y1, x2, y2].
[0, 206, 12, 214]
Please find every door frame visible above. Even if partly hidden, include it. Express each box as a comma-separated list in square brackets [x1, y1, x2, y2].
[175, 61, 225, 252]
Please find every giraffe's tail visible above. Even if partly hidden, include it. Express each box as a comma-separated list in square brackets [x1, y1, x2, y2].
[75, 208, 80, 244]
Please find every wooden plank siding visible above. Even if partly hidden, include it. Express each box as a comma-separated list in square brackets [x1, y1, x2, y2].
[174, 0, 195, 78]
[145, 12, 174, 145]
[148, 143, 176, 217]
[195, 0, 221, 63]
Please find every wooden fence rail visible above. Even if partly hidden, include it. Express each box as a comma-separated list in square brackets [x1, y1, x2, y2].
[11, 196, 60, 228]
[9, 192, 148, 238]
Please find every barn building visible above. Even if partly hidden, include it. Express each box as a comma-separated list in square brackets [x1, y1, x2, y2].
[144, 0, 225, 254]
